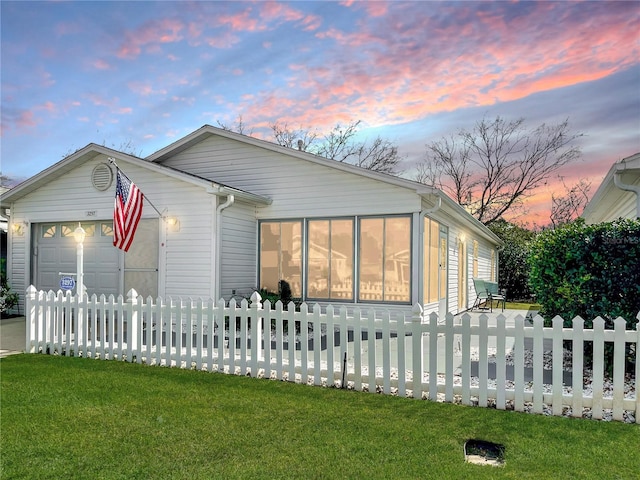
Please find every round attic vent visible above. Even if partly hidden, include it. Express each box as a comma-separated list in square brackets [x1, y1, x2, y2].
[92, 163, 114, 191]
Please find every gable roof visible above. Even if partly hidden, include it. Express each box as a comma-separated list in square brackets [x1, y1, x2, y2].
[582, 152, 640, 223]
[0, 143, 271, 208]
[2, 126, 500, 245]
[147, 125, 501, 245]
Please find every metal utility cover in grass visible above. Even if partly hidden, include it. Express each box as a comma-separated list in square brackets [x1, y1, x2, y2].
[464, 439, 505, 466]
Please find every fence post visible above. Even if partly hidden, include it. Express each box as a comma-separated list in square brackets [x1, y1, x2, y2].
[591, 317, 605, 419]
[411, 303, 424, 399]
[76, 288, 86, 350]
[25, 285, 38, 353]
[250, 291, 263, 377]
[612, 317, 626, 421]
[127, 289, 139, 363]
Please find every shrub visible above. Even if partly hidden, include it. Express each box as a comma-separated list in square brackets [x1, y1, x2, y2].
[528, 218, 640, 372]
[488, 219, 536, 300]
[258, 281, 302, 333]
[1, 259, 20, 316]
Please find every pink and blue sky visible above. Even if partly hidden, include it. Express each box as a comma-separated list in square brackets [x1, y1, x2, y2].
[2, 1, 639, 225]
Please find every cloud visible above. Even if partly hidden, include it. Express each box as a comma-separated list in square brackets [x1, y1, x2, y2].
[16, 110, 38, 129]
[92, 59, 111, 70]
[205, 31, 240, 49]
[128, 82, 167, 97]
[259, 1, 322, 31]
[217, 8, 263, 33]
[1, 108, 39, 133]
[84, 93, 134, 117]
[39, 69, 55, 88]
[117, 18, 185, 59]
[275, 1, 639, 132]
[40, 101, 56, 113]
[54, 21, 83, 37]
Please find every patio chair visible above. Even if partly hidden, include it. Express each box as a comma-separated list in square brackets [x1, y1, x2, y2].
[472, 278, 490, 310]
[485, 281, 506, 312]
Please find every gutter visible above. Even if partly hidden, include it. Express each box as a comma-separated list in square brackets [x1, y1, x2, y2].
[614, 162, 640, 219]
[214, 195, 235, 300]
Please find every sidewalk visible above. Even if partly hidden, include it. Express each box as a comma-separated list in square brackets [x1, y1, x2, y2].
[0, 316, 26, 358]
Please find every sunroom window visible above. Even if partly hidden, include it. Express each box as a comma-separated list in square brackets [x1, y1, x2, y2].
[358, 216, 411, 303]
[307, 219, 354, 300]
[259, 221, 302, 297]
[259, 215, 412, 304]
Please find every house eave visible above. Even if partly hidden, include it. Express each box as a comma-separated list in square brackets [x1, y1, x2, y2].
[0, 144, 272, 209]
[582, 152, 640, 222]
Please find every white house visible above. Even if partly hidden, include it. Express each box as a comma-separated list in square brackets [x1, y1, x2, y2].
[582, 152, 640, 224]
[1, 125, 501, 318]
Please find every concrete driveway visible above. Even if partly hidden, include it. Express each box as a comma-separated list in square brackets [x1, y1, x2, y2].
[0, 316, 26, 358]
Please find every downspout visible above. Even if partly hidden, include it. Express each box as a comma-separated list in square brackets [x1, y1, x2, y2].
[214, 194, 235, 301]
[418, 195, 442, 308]
[614, 163, 640, 219]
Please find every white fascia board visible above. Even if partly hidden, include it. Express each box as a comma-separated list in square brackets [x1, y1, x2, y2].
[0, 144, 271, 208]
[582, 152, 640, 221]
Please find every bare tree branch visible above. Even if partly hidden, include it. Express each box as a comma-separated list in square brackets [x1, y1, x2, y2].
[352, 136, 403, 175]
[315, 121, 361, 162]
[217, 115, 253, 136]
[417, 115, 583, 225]
[270, 122, 319, 151]
[271, 120, 403, 175]
[550, 177, 592, 228]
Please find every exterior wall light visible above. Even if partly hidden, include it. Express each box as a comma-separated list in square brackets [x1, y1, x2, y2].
[166, 217, 180, 232]
[11, 222, 25, 236]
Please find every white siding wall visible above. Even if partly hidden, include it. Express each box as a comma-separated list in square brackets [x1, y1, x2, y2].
[220, 200, 258, 300]
[422, 200, 498, 315]
[446, 223, 462, 315]
[160, 135, 421, 218]
[9, 155, 217, 304]
[6, 225, 27, 312]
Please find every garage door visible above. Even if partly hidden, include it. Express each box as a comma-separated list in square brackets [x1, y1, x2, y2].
[34, 219, 159, 298]
[35, 221, 119, 297]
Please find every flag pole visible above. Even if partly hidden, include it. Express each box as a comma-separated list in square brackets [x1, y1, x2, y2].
[107, 157, 166, 220]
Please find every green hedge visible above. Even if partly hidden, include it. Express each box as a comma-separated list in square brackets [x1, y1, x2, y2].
[528, 218, 640, 328]
[528, 218, 640, 372]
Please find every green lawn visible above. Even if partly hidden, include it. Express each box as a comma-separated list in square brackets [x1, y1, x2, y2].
[1, 355, 638, 479]
[504, 301, 541, 311]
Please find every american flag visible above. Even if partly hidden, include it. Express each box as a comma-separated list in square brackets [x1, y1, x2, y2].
[113, 169, 144, 252]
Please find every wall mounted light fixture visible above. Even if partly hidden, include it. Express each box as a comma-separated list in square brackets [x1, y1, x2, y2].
[11, 222, 25, 236]
[166, 217, 180, 232]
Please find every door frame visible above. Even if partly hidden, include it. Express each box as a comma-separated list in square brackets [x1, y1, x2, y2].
[438, 225, 448, 318]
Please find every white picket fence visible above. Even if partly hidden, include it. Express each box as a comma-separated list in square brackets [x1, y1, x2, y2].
[25, 286, 639, 423]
